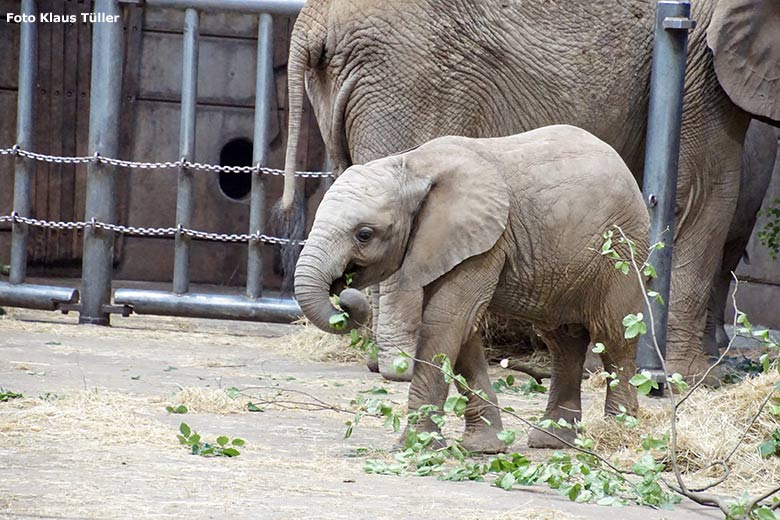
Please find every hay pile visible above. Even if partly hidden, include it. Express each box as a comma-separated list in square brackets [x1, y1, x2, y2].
[583, 370, 780, 493]
[261, 318, 365, 364]
[0, 390, 172, 449]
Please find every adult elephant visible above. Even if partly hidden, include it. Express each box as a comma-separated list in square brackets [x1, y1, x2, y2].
[279, 0, 780, 381]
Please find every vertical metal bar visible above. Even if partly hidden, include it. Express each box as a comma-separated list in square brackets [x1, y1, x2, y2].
[636, 1, 695, 387]
[9, 0, 38, 285]
[246, 13, 273, 299]
[79, 0, 124, 325]
[173, 8, 199, 294]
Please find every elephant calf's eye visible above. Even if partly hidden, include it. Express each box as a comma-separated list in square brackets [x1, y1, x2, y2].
[355, 227, 374, 243]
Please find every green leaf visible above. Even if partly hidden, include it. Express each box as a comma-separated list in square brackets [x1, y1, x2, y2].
[754, 507, 780, 520]
[361, 387, 389, 395]
[231, 438, 245, 447]
[622, 313, 647, 339]
[592, 342, 605, 354]
[179, 422, 191, 438]
[349, 329, 361, 346]
[614, 261, 629, 275]
[329, 312, 349, 330]
[629, 371, 659, 396]
[166, 404, 188, 414]
[221, 447, 240, 457]
[247, 402, 264, 412]
[495, 472, 516, 490]
[668, 373, 689, 392]
[760, 353, 770, 373]
[225, 387, 241, 399]
[217, 436, 229, 447]
[497, 430, 516, 446]
[646, 290, 664, 305]
[392, 356, 409, 375]
[642, 263, 657, 279]
[443, 394, 468, 416]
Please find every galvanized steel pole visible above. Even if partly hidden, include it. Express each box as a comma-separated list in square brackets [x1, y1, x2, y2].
[173, 8, 200, 294]
[636, 1, 695, 390]
[79, 0, 124, 325]
[9, 0, 38, 285]
[247, 13, 274, 299]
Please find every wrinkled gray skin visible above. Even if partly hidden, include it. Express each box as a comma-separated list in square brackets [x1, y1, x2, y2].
[702, 121, 779, 357]
[295, 126, 648, 451]
[281, 0, 780, 382]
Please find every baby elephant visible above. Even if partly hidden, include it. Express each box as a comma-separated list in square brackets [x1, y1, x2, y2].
[295, 125, 648, 451]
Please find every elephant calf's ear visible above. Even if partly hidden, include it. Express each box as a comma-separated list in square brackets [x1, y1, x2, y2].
[707, 0, 780, 124]
[397, 143, 511, 291]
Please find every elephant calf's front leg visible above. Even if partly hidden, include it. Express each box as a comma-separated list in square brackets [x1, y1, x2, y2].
[404, 259, 504, 453]
[376, 275, 423, 382]
[527, 325, 589, 449]
[455, 332, 506, 454]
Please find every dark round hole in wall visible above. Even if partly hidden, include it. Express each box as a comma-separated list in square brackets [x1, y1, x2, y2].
[218, 138, 253, 200]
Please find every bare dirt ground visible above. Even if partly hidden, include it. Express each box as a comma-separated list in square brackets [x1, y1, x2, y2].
[0, 308, 724, 519]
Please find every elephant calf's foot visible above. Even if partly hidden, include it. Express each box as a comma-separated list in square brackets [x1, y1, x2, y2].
[527, 422, 578, 449]
[461, 428, 508, 454]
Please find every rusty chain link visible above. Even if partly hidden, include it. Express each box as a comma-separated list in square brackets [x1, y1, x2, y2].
[0, 145, 333, 178]
[0, 213, 305, 246]
[0, 145, 321, 245]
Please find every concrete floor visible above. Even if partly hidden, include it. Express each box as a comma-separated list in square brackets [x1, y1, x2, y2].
[0, 308, 724, 520]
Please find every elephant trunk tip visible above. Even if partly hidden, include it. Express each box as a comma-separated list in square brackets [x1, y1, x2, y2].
[338, 288, 371, 329]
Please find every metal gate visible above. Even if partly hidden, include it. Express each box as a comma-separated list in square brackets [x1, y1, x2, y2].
[0, 0, 323, 325]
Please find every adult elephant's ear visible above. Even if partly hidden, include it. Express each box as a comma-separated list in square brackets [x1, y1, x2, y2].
[707, 0, 780, 124]
[395, 139, 511, 291]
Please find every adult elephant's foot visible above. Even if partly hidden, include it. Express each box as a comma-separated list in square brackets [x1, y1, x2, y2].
[527, 423, 577, 449]
[366, 357, 379, 373]
[461, 427, 507, 454]
[666, 350, 722, 388]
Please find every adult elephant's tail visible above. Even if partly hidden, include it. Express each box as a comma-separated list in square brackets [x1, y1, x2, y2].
[273, 1, 327, 293]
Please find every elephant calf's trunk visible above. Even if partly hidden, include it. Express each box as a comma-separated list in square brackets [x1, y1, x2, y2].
[295, 262, 371, 335]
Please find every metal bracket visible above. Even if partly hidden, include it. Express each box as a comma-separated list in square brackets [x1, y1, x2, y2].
[102, 304, 133, 317]
[663, 17, 696, 30]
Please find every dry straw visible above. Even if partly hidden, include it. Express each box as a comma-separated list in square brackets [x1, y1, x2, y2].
[584, 370, 780, 494]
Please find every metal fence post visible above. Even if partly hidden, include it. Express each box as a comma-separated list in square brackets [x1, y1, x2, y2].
[173, 8, 199, 294]
[247, 13, 273, 299]
[79, 0, 125, 325]
[9, 0, 38, 285]
[636, 0, 695, 391]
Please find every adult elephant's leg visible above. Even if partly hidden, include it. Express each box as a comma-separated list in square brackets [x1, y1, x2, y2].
[527, 325, 589, 449]
[702, 121, 778, 358]
[366, 285, 380, 373]
[375, 274, 422, 382]
[702, 268, 729, 358]
[665, 111, 749, 382]
[455, 332, 506, 453]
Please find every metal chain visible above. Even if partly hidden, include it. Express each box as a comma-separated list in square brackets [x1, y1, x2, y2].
[0, 213, 305, 246]
[0, 145, 333, 178]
